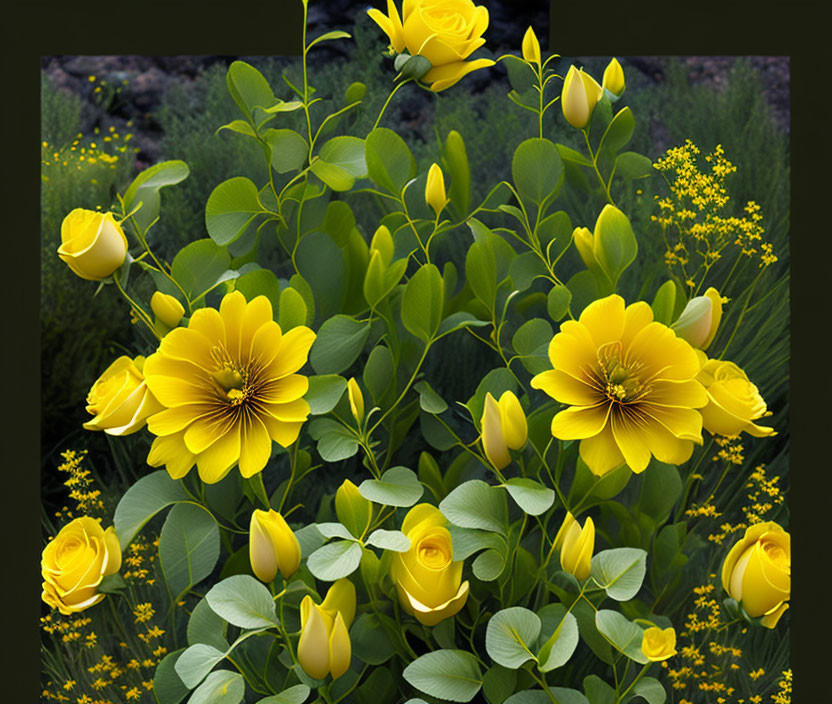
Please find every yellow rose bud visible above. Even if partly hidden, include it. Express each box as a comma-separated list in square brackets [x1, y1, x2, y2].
[390, 503, 469, 626]
[521, 26, 541, 66]
[248, 509, 301, 583]
[672, 287, 724, 350]
[370, 224, 394, 267]
[57, 208, 128, 281]
[561, 65, 603, 129]
[297, 579, 355, 680]
[425, 163, 448, 217]
[335, 479, 372, 539]
[555, 511, 594, 581]
[697, 358, 775, 438]
[602, 58, 625, 97]
[480, 391, 527, 470]
[641, 626, 677, 661]
[701, 287, 724, 350]
[83, 355, 163, 436]
[347, 378, 365, 425]
[721, 522, 790, 627]
[572, 227, 597, 271]
[41, 517, 122, 615]
[367, 0, 495, 92]
[151, 291, 185, 330]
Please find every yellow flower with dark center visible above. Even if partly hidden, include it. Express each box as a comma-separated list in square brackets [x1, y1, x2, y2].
[531, 294, 708, 476]
[143, 290, 316, 483]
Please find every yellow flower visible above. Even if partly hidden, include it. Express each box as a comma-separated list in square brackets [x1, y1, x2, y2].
[641, 626, 677, 661]
[425, 163, 448, 217]
[553, 511, 594, 581]
[480, 391, 527, 470]
[367, 0, 495, 91]
[249, 509, 301, 583]
[697, 357, 775, 438]
[602, 58, 625, 97]
[672, 287, 724, 350]
[531, 294, 707, 476]
[57, 209, 128, 281]
[41, 517, 122, 615]
[150, 292, 185, 330]
[347, 377, 365, 424]
[144, 290, 316, 483]
[83, 356, 163, 436]
[561, 65, 603, 129]
[521, 26, 541, 66]
[721, 522, 790, 627]
[390, 503, 469, 626]
[297, 579, 356, 680]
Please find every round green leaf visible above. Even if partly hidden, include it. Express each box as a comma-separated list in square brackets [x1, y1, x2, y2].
[485, 607, 541, 669]
[500, 478, 555, 516]
[359, 467, 424, 507]
[205, 176, 264, 246]
[511, 138, 563, 206]
[265, 128, 308, 174]
[440, 480, 508, 534]
[366, 127, 417, 195]
[310, 315, 370, 374]
[402, 263, 444, 342]
[307, 540, 363, 581]
[594, 610, 648, 664]
[159, 503, 220, 601]
[175, 643, 225, 689]
[310, 136, 367, 191]
[188, 670, 245, 704]
[305, 375, 347, 415]
[403, 649, 483, 703]
[153, 649, 190, 704]
[114, 471, 189, 551]
[590, 548, 647, 602]
[205, 575, 279, 629]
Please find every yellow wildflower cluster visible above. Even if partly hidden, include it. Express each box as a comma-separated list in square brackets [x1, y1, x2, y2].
[770, 670, 791, 704]
[742, 465, 785, 526]
[122, 538, 158, 585]
[714, 436, 746, 466]
[54, 449, 104, 520]
[652, 140, 777, 291]
[41, 125, 137, 186]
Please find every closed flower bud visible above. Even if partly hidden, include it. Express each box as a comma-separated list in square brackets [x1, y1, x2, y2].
[335, 479, 372, 539]
[672, 287, 724, 350]
[572, 227, 598, 271]
[370, 225, 394, 267]
[347, 378, 365, 425]
[249, 509, 301, 583]
[641, 627, 677, 661]
[554, 511, 594, 581]
[602, 58, 625, 97]
[522, 26, 541, 66]
[697, 358, 775, 438]
[561, 65, 603, 129]
[298, 579, 356, 680]
[58, 208, 128, 281]
[721, 522, 790, 628]
[480, 391, 527, 470]
[151, 291, 185, 330]
[425, 163, 448, 217]
[83, 356, 163, 436]
[41, 517, 122, 615]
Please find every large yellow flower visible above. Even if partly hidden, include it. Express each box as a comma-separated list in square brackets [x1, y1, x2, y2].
[143, 291, 316, 483]
[531, 295, 708, 476]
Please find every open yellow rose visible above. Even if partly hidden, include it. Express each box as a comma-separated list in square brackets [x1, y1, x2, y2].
[697, 357, 775, 438]
[83, 355, 163, 436]
[41, 517, 122, 615]
[722, 522, 790, 627]
[367, 0, 495, 91]
[390, 503, 469, 626]
[641, 626, 677, 661]
[57, 208, 128, 281]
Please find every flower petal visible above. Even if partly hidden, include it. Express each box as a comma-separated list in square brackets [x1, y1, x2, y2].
[196, 425, 241, 483]
[531, 369, 599, 405]
[260, 416, 304, 447]
[238, 414, 273, 478]
[424, 57, 494, 92]
[551, 404, 610, 440]
[147, 433, 196, 479]
[579, 425, 625, 476]
[578, 294, 626, 348]
[267, 326, 316, 378]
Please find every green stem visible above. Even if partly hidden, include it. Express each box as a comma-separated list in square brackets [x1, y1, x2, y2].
[583, 129, 615, 206]
[368, 341, 432, 436]
[371, 79, 413, 132]
[617, 663, 650, 703]
[112, 271, 161, 340]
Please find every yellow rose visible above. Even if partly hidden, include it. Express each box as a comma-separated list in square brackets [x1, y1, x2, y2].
[721, 522, 790, 627]
[367, 0, 495, 91]
[57, 208, 128, 281]
[553, 511, 594, 581]
[602, 58, 625, 97]
[697, 358, 775, 438]
[390, 503, 469, 626]
[641, 626, 677, 661]
[41, 517, 122, 615]
[83, 356, 164, 436]
[297, 579, 356, 680]
[561, 65, 603, 129]
[248, 509, 301, 583]
[480, 391, 527, 470]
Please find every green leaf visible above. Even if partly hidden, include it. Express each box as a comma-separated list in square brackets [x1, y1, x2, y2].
[216, 120, 257, 138]
[615, 151, 654, 180]
[503, 54, 536, 93]
[402, 263, 444, 342]
[583, 676, 615, 704]
[573, 600, 613, 664]
[187, 670, 245, 704]
[310, 136, 367, 191]
[473, 549, 506, 581]
[650, 280, 677, 325]
[264, 129, 308, 174]
[365, 127, 417, 195]
[438, 312, 491, 337]
[97, 573, 126, 594]
[538, 210, 573, 264]
[631, 678, 666, 704]
[365, 255, 407, 308]
[205, 177, 264, 246]
[316, 523, 355, 541]
[567, 269, 603, 317]
[535, 605, 579, 672]
[226, 61, 275, 119]
[307, 29, 351, 49]
[511, 138, 563, 206]
[594, 610, 648, 664]
[509, 252, 548, 292]
[350, 613, 394, 665]
[364, 344, 394, 403]
[255, 685, 311, 704]
[310, 315, 370, 374]
[414, 380, 448, 414]
[500, 478, 555, 516]
[555, 143, 593, 167]
[188, 598, 229, 651]
[443, 130, 471, 216]
[512, 318, 553, 375]
[594, 205, 637, 286]
[547, 285, 572, 322]
[122, 160, 189, 232]
[638, 461, 682, 524]
[403, 650, 483, 703]
[359, 466, 424, 507]
[233, 268, 281, 313]
[308, 418, 360, 462]
[278, 286, 309, 330]
[175, 643, 225, 689]
[307, 540, 363, 581]
[169, 238, 232, 304]
[294, 524, 327, 557]
[114, 471, 189, 551]
[485, 607, 541, 669]
[154, 649, 190, 704]
[599, 107, 635, 156]
[365, 529, 411, 552]
[447, 526, 506, 562]
[323, 201, 356, 247]
[482, 664, 517, 704]
[205, 575, 279, 629]
[440, 480, 508, 534]
[159, 503, 220, 601]
[305, 375, 347, 415]
[590, 548, 647, 601]
[466, 234, 497, 309]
